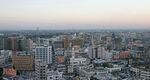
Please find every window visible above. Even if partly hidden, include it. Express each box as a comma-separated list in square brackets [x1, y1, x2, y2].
[56, 76, 58, 79]
[50, 77, 52, 79]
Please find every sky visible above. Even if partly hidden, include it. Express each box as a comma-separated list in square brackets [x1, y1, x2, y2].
[0, 0, 150, 30]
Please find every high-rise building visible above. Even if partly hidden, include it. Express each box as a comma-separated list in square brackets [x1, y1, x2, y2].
[88, 46, 106, 59]
[12, 51, 34, 71]
[53, 40, 64, 49]
[18, 38, 27, 51]
[1, 37, 18, 50]
[63, 36, 70, 48]
[8, 37, 18, 51]
[113, 37, 122, 50]
[34, 45, 52, 64]
[0, 37, 4, 50]
[3, 38, 11, 50]
[27, 38, 33, 51]
[35, 60, 47, 80]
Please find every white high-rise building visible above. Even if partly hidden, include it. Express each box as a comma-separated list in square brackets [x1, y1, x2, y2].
[34, 45, 52, 64]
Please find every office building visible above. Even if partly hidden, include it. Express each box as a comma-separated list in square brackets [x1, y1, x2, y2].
[35, 60, 47, 80]
[12, 51, 34, 71]
[8, 37, 18, 51]
[63, 36, 70, 48]
[88, 46, 107, 59]
[18, 38, 27, 51]
[27, 38, 33, 51]
[34, 45, 52, 64]
[53, 40, 64, 49]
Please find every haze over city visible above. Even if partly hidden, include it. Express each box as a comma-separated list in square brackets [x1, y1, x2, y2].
[1, 0, 150, 80]
[0, 0, 150, 30]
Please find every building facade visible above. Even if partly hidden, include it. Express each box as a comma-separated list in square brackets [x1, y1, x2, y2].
[12, 51, 34, 71]
[47, 70, 63, 80]
[35, 60, 47, 80]
[88, 46, 106, 59]
[34, 45, 52, 64]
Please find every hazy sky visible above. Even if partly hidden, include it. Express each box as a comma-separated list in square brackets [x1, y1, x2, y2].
[0, 0, 150, 30]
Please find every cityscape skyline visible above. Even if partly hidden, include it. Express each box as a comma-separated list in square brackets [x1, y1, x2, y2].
[1, 0, 150, 80]
[0, 0, 150, 30]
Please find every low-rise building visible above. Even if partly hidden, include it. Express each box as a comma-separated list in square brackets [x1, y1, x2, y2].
[3, 64, 18, 80]
[69, 48, 87, 66]
[55, 48, 65, 64]
[0, 50, 12, 66]
[140, 70, 150, 80]
[47, 70, 64, 80]
[106, 64, 122, 72]
[79, 66, 110, 80]
[3, 64, 16, 77]
[56, 64, 66, 73]
[130, 66, 150, 80]
[70, 57, 87, 66]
